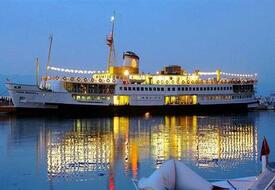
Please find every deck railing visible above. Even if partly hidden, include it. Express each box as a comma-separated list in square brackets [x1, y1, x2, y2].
[43, 76, 257, 85]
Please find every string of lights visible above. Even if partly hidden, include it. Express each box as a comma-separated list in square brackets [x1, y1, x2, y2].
[48, 66, 257, 78]
[198, 71, 257, 78]
[47, 66, 106, 74]
[221, 72, 257, 78]
[198, 72, 217, 75]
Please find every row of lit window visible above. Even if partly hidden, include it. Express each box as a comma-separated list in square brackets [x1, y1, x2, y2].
[73, 95, 111, 101]
[119, 86, 232, 92]
[205, 95, 252, 100]
[137, 96, 162, 100]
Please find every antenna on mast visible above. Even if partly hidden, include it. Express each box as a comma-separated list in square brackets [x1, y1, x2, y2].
[44, 34, 53, 88]
[106, 12, 116, 71]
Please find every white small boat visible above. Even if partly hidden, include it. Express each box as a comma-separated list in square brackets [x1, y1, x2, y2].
[136, 159, 222, 190]
[134, 137, 275, 190]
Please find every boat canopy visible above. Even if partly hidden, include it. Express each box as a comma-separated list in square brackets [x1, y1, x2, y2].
[138, 160, 213, 190]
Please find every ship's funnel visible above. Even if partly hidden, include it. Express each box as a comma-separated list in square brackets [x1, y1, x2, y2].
[123, 51, 139, 69]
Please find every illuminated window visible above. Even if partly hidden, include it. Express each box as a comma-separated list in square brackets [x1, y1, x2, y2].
[165, 95, 197, 105]
[113, 95, 129, 105]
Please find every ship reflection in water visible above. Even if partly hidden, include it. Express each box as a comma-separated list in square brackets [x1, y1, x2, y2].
[46, 115, 258, 180]
[1, 113, 262, 190]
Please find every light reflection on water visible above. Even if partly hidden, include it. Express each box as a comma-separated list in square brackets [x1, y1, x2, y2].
[0, 112, 274, 190]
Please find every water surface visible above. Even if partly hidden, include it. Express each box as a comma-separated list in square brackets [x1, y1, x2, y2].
[0, 111, 274, 190]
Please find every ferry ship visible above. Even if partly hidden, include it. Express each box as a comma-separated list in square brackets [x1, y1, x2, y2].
[6, 16, 258, 115]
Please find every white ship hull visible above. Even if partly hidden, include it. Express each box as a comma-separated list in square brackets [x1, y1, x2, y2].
[6, 82, 258, 115]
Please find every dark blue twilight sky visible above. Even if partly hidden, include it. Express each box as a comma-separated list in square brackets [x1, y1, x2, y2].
[0, 0, 275, 95]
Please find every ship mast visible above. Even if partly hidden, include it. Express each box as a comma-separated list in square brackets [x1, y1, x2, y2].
[106, 14, 116, 71]
[44, 34, 53, 88]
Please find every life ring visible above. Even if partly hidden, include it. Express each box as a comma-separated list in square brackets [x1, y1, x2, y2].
[107, 79, 110, 83]
[99, 79, 102, 83]
[112, 79, 116, 83]
[171, 80, 174, 84]
[91, 78, 95, 83]
[161, 80, 164, 84]
[166, 80, 169, 84]
[191, 81, 194, 84]
[70, 77, 74, 81]
[84, 78, 88, 82]
[156, 80, 160, 84]
[63, 77, 67, 81]
[182, 80, 185, 84]
[187, 80, 190, 84]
